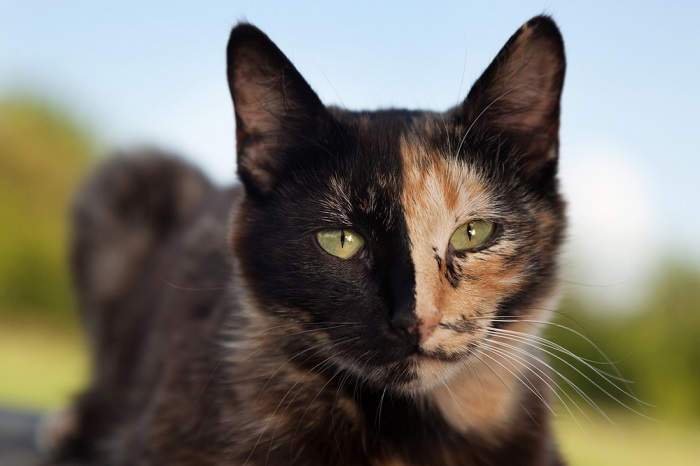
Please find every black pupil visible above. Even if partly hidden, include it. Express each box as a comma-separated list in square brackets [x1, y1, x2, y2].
[340, 230, 346, 248]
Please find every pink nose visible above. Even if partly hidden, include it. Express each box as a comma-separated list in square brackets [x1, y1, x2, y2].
[418, 310, 441, 345]
[390, 304, 442, 347]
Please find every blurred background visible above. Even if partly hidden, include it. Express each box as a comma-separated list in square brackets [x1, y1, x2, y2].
[1, 1, 699, 464]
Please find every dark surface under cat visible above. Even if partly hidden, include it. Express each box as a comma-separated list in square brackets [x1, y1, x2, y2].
[34, 15, 567, 466]
[0, 410, 43, 465]
[0, 410, 84, 465]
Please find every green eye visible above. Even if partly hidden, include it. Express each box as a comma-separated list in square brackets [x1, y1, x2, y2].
[316, 229, 365, 259]
[449, 220, 495, 252]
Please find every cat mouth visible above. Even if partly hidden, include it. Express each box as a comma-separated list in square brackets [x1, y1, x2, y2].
[413, 344, 477, 363]
[383, 320, 484, 364]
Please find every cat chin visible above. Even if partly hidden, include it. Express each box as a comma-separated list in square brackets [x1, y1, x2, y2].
[404, 358, 466, 395]
[356, 351, 475, 398]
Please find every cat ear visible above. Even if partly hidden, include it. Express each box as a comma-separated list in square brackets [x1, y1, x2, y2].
[460, 16, 565, 177]
[227, 24, 328, 195]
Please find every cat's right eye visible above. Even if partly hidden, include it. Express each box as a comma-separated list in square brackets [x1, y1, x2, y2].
[449, 220, 495, 252]
[316, 229, 365, 259]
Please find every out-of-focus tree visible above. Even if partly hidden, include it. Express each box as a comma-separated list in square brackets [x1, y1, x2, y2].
[0, 95, 95, 324]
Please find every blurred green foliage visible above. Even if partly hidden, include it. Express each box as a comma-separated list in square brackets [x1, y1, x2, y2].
[548, 260, 700, 424]
[0, 95, 95, 325]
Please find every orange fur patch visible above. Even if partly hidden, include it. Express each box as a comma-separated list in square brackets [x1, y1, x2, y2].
[399, 134, 561, 436]
[399, 135, 525, 356]
[428, 305, 556, 438]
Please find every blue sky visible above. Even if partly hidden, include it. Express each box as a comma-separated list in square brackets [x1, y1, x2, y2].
[2, 0, 699, 306]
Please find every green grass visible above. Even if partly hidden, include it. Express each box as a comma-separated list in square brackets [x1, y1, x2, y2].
[1, 321, 699, 465]
[0, 319, 88, 410]
[556, 412, 700, 465]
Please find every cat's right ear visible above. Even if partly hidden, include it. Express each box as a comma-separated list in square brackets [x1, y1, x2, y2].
[227, 24, 329, 195]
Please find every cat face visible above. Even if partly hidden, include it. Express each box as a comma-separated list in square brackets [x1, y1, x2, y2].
[227, 18, 565, 395]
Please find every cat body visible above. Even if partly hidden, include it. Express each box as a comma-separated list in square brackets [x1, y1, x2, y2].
[57, 16, 566, 466]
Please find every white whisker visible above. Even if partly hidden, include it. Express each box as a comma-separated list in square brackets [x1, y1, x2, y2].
[487, 318, 648, 401]
[485, 329, 654, 422]
[479, 341, 583, 423]
[481, 340, 597, 427]
[471, 346, 550, 424]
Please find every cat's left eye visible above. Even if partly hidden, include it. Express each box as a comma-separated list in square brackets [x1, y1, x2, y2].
[316, 229, 365, 259]
[449, 220, 495, 252]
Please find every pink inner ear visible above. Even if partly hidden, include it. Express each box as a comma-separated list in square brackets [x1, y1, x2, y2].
[233, 60, 286, 137]
[465, 21, 564, 147]
[237, 143, 278, 191]
[490, 45, 562, 135]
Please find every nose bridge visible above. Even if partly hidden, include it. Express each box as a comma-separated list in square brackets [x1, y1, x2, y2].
[412, 241, 443, 344]
[384, 133, 448, 345]
[373, 211, 417, 343]
[385, 231, 416, 323]
[393, 134, 464, 346]
[384, 232, 442, 346]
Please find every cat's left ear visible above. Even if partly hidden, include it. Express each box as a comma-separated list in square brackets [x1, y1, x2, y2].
[459, 16, 565, 178]
[227, 24, 330, 195]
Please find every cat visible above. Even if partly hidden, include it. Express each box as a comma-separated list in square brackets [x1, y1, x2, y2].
[49, 14, 567, 466]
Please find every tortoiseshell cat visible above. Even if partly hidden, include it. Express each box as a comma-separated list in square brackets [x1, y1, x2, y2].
[51, 15, 567, 466]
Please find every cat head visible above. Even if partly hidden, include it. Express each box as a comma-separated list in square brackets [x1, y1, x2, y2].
[227, 16, 566, 395]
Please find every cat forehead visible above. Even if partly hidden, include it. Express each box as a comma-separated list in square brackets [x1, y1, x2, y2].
[318, 130, 495, 228]
[398, 134, 495, 220]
